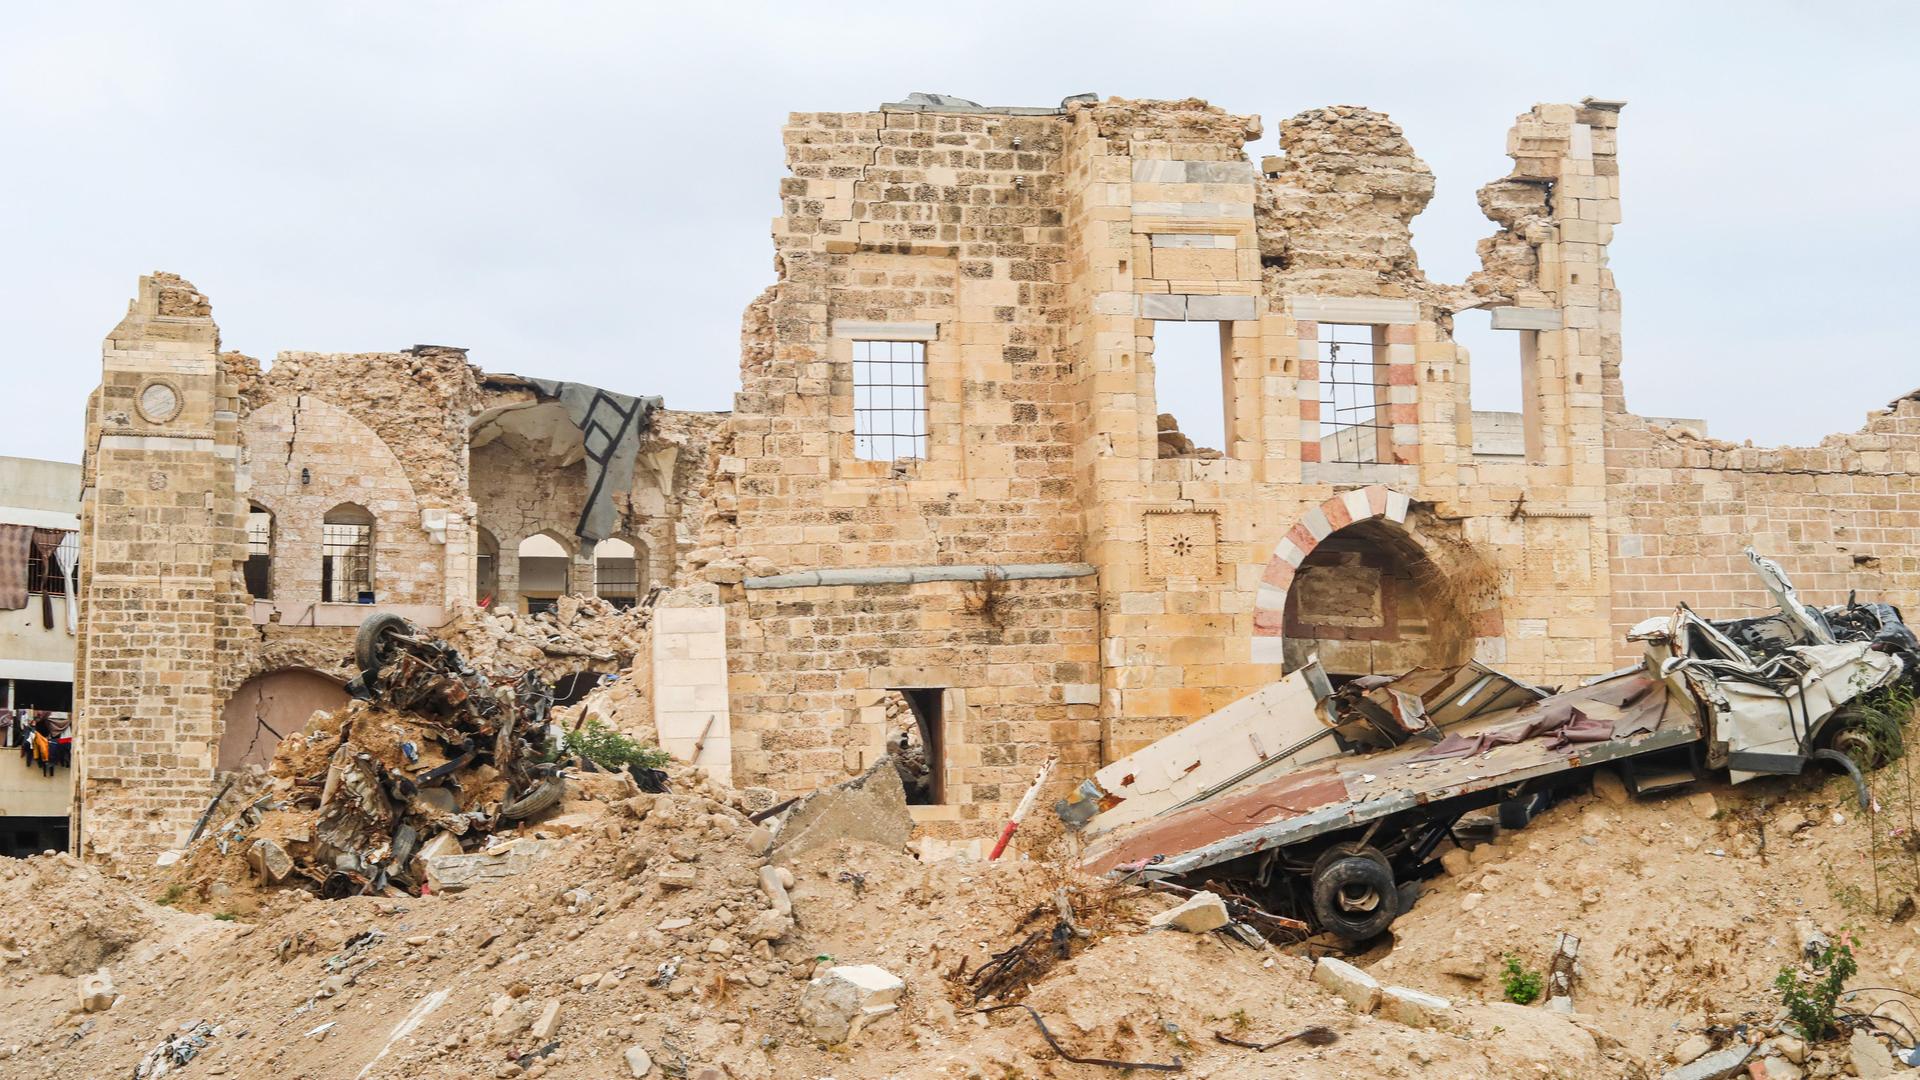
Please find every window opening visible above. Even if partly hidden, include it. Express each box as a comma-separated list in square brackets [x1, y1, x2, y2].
[475, 527, 500, 607]
[888, 688, 945, 805]
[592, 537, 642, 610]
[244, 507, 273, 599]
[852, 340, 927, 461]
[517, 533, 570, 615]
[1317, 323, 1388, 464]
[1151, 320, 1229, 459]
[320, 505, 374, 603]
[25, 539, 66, 596]
[1457, 310, 1531, 459]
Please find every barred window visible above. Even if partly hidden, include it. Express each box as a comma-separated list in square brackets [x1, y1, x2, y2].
[321, 504, 374, 603]
[25, 537, 67, 595]
[852, 340, 927, 461]
[592, 537, 643, 610]
[1316, 323, 1389, 464]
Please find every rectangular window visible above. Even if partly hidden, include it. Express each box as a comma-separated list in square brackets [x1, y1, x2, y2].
[320, 523, 373, 603]
[244, 510, 273, 599]
[894, 688, 945, 805]
[1151, 320, 1231, 460]
[25, 542, 65, 596]
[1317, 323, 1389, 464]
[852, 340, 928, 461]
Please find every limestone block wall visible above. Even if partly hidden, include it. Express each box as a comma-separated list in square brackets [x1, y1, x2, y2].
[649, 586, 731, 785]
[1604, 400, 1920, 665]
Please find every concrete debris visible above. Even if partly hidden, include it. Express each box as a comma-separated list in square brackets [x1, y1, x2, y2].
[78, 968, 115, 1013]
[623, 1046, 653, 1077]
[769, 757, 912, 867]
[1148, 890, 1230, 933]
[797, 964, 904, 1044]
[1850, 1029, 1896, 1079]
[1672, 1034, 1712, 1065]
[1659, 1045, 1752, 1080]
[1311, 956, 1381, 1014]
[1380, 985, 1451, 1028]
[426, 839, 567, 893]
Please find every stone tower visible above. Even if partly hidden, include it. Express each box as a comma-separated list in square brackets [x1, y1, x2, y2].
[74, 273, 249, 862]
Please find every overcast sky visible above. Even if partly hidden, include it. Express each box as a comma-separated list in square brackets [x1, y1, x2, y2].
[3, 2, 1914, 465]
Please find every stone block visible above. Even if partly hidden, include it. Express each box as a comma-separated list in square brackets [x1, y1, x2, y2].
[79, 969, 115, 1013]
[1381, 985, 1451, 1028]
[1185, 294, 1258, 321]
[1311, 956, 1380, 1013]
[770, 757, 911, 867]
[1137, 294, 1187, 320]
[797, 964, 904, 1043]
[1661, 1046, 1754, 1080]
[1148, 891, 1229, 933]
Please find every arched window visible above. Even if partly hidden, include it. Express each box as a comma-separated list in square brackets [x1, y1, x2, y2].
[517, 532, 570, 615]
[592, 537, 644, 609]
[244, 504, 274, 600]
[475, 526, 500, 607]
[321, 504, 375, 603]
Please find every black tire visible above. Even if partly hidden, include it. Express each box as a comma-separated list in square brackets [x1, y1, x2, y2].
[1312, 855, 1398, 940]
[1312, 842, 1392, 882]
[500, 776, 566, 821]
[1821, 707, 1901, 771]
[354, 612, 413, 685]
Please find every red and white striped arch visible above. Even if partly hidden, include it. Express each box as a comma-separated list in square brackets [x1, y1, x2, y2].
[1250, 484, 1411, 665]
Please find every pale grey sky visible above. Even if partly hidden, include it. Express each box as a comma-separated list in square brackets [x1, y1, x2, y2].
[3, 2, 1914, 464]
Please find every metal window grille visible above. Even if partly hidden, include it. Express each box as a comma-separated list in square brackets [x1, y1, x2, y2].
[1317, 324, 1388, 464]
[25, 543, 64, 595]
[852, 340, 928, 461]
[594, 556, 642, 609]
[246, 511, 272, 555]
[321, 522, 373, 602]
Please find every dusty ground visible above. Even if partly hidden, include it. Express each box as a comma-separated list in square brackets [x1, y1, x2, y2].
[9, 721, 1920, 1076]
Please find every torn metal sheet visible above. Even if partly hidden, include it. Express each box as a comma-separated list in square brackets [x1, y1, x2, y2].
[1056, 660, 1337, 837]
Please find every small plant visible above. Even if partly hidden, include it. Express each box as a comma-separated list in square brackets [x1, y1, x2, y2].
[563, 718, 671, 773]
[156, 884, 186, 907]
[1501, 953, 1544, 1005]
[1776, 932, 1858, 1041]
[213, 911, 237, 922]
[1228, 1008, 1252, 1032]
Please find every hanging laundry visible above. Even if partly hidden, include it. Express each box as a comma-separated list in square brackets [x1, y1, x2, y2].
[0, 524, 30, 610]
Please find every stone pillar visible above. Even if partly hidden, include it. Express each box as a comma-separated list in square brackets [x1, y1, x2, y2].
[75, 273, 248, 862]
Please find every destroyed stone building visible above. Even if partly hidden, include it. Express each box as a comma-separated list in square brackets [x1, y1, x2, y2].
[72, 92, 1920, 861]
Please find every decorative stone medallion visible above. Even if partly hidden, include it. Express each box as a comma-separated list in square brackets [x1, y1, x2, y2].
[137, 380, 181, 424]
[1145, 509, 1222, 582]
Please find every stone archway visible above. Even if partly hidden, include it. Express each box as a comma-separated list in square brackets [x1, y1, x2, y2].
[1252, 485, 1502, 672]
[217, 668, 351, 771]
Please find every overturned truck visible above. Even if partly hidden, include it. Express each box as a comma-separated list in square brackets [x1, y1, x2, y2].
[1061, 551, 1919, 940]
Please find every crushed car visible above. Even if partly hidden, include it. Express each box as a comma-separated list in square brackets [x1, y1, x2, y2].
[1061, 549, 1919, 940]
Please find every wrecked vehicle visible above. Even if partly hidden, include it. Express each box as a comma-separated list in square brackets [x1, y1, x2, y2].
[1063, 550, 1918, 940]
[213, 612, 571, 898]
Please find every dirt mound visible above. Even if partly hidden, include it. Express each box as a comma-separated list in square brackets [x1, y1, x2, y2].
[442, 596, 649, 682]
[0, 854, 164, 977]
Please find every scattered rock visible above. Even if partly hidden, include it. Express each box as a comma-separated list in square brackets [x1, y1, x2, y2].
[530, 999, 562, 1041]
[758, 865, 792, 916]
[246, 838, 294, 885]
[1439, 849, 1472, 876]
[1672, 1034, 1711, 1065]
[623, 1046, 653, 1077]
[1661, 1045, 1753, 1080]
[1381, 985, 1450, 1027]
[1770, 1034, 1807, 1064]
[1148, 891, 1230, 934]
[1687, 792, 1718, 819]
[656, 864, 698, 890]
[1592, 768, 1629, 806]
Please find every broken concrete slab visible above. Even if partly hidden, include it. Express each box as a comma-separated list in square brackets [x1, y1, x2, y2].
[424, 838, 565, 893]
[530, 998, 562, 1041]
[1148, 891, 1230, 933]
[1660, 1045, 1753, 1080]
[770, 758, 910, 867]
[246, 838, 294, 885]
[1311, 956, 1380, 1013]
[1381, 985, 1451, 1028]
[797, 964, 904, 1043]
[1851, 1028, 1896, 1079]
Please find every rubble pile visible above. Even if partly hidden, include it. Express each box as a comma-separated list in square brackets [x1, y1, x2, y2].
[440, 596, 651, 682]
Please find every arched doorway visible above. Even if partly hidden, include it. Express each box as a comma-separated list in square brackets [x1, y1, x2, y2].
[217, 669, 351, 771]
[475, 526, 500, 607]
[1253, 484, 1499, 677]
[1280, 518, 1469, 678]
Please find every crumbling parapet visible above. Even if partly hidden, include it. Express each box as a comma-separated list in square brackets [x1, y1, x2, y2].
[1258, 105, 1437, 294]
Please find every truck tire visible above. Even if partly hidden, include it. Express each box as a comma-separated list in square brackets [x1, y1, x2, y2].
[1312, 842, 1392, 882]
[354, 612, 413, 685]
[500, 776, 566, 821]
[1821, 707, 1900, 771]
[1312, 855, 1398, 940]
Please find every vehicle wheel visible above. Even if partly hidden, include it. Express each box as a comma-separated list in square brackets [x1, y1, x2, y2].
[354, 612, 413, 685]
[1822, 708, 1900, 771]
[500, 776, 566, 821]
[1312, 842, 1392, 882]
[1311, 855, 1398, 940]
